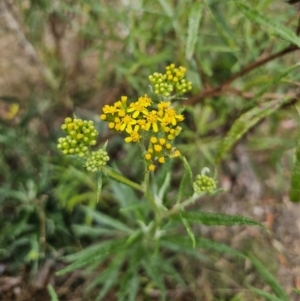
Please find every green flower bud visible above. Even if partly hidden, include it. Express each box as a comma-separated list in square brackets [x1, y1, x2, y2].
[84, 149, 110, 172]
[193, 174, 216, 194]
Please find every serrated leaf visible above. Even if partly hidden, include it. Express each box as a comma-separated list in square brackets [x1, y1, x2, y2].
[250, 287, 284, 301]
[186, 2, 203, 60]
[174, 211, 266, 230]
[249, 254, 289, 301]
[215, 98, 291, 163]
[56, 239, 126, 275]
[236, 2, 300, 47]
[165, 236, 245, 258]
[177, 156, 194, 203]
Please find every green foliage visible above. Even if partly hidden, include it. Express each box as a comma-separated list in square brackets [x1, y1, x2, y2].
[173, 211, 266, 229]
[249, 255, 290, 301]
[216, 98, 292, 164]
[236, 3, 300, 47]
[2, 0, 299, 300]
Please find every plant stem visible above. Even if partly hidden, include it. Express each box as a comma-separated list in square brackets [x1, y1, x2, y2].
[101, 166, 144, 192]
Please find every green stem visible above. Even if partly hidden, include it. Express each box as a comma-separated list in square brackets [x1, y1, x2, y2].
[166, 193, 200, 218]
[101, 166, 144, 192]
[144, 171, 160, 218]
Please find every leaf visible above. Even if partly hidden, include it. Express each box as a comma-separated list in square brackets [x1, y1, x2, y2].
[173, 211, 266, 230]
[92, 252, 125, 301]
[186, 2, 203, 60]
[180, 213, 196, 248]
[160, 258, 186, 288]
[290, 116, 300, 202]
[47, 284, 59, 301]
[177, 156, 194, 203]
[96, 170, 103, 203]
[142, 255, 166, 301]
[56, 239, 126, 275]
[249, 254, 289, 301]
[236, 3, 300, 47]
[81, 206, 134, 234]
[118, 247, 143, 301]
[250, 287, 284, 301]
[215, 98, 291, 163]
[206, 3, 238, 50]
[165, 236, 245, 258]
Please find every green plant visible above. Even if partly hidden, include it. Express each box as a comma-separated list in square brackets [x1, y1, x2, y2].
[56, 64, 267, 301]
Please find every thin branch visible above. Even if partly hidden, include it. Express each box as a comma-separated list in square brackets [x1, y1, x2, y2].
[186, 45, 299, 105]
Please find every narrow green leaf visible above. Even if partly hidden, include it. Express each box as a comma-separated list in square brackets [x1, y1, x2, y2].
[177, 156, 194, 203]
[236, 3, 300, 47]
[249, 254, 289, 301]
[56, 239, 126, 275]
[96, 170, 103, 203]
[127, 273, 139, 301]
[161, 238, 210, 262]
[180, 213, 196, 248]
[174, 211, 266, 230]
[250, 287, 284, 301]
[186, 2, 203, 60]
[118, 247, 143, 301]
[293, 288, 300, 295]
[94, 252, 125, 301]
[47, 284, 59, 301]
[206, 3, 238, 50]
[143, 255, 166, 301]
[290, 117, 300, 202]
[165, 236, 245, 258]
[160, 258, 186, 288]
[158, 0, 173, 17]
[216, 98, 291, 163]
[81, 206, 134, 234]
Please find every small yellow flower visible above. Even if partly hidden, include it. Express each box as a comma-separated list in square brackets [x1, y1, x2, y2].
[144, 110, 160, 132]
[159, 138, 166, 145]
[158, 156, 165, 163]
[150, 137, 158, 144]
[148, 164, 156, 171]
[100, 114, 106, 120]
[125, 125, 141, 143]
[120, 115, 137, 131]
[166, 143, 172, 149]
[103, 104, 118, 115]
[145, 153, 152, 160]
[154, 144, 162, 152]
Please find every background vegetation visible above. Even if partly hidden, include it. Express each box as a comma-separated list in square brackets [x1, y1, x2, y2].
[1, 0, 300, 300]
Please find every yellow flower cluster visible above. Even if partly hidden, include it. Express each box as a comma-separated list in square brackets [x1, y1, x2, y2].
[100, 95, 183, 171]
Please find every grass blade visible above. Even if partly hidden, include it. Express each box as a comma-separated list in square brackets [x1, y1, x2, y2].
[249, 254, 289, 301]
[186, 2, 203, 60]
